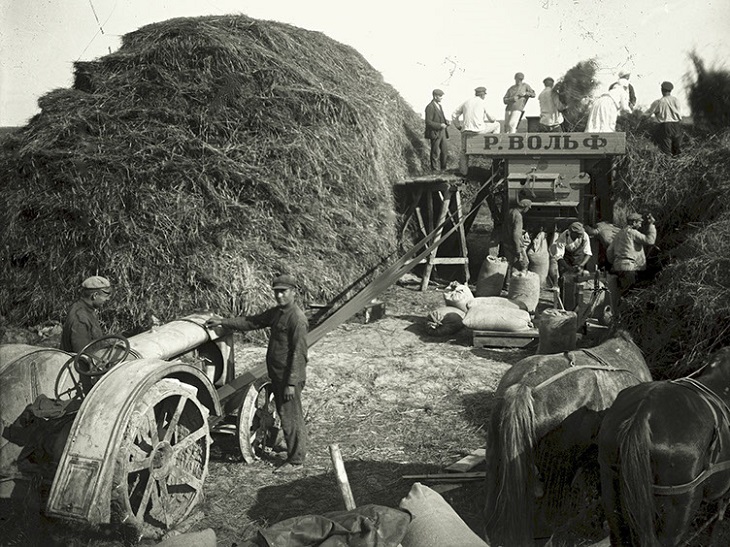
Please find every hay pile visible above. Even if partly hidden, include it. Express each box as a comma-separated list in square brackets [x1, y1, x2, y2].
[0, 15, 428, 331]
[555, 59, 598, 132]
[614, 128, 730, 376]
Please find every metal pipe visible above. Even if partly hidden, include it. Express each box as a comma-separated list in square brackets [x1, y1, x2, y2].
[127, 313, 220, 360]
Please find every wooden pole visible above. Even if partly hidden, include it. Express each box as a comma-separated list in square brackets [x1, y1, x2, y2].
[329, 444, 356, 510]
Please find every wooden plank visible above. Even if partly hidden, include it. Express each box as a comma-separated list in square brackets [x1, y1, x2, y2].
[472, 329, 539, 348]
[402, 472, 485, 482]
[444, 448, 486, 473]
[466, 132, 626, 156]
[429, 257, 469, 265]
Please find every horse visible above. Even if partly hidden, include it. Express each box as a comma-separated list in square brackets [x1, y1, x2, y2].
[484, 330, 652, 546]
[597, 347, 730, 546]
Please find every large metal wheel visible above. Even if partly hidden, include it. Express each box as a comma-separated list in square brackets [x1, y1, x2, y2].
[237, 379, 281, 463]
[111, 378, 210, 539]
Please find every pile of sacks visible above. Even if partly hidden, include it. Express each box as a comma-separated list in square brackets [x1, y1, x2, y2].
[426, 257, 541, 336]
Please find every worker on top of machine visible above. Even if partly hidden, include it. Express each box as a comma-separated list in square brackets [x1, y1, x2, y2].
[537, 77, 565, 133]
[452, 86, 501, 175]
[206, 274, 308, 474]
[550, 222, 593, 278]
[607, 212, 657, 295]
[502, 198, 533, 272]
[60, 276, 112, 353]
[503, 72, 535, 134]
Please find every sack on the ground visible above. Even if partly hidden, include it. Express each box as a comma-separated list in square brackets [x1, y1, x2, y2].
[462, 305, 533, 332]
[527, 231, 550, 288]
[475, 255, 508, 297]
[426, 306, 465, 336]
[537, 308, 577, 354]
[507, 270, 541, 313]
[399, 482, 487, 547]
[443, 282, 474, 312]
[467, 296, 524, 311]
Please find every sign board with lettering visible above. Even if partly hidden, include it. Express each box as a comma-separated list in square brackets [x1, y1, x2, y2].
[465, 133, 626, 156]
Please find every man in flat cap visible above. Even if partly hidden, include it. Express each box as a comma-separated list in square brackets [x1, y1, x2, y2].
[607, 212, 656, 295]
[424, 88, 450, 172]
[206, 274, 308, 473]
[537, 77, 565, 133]
[646, 81, 683, 155]
[451, 86, 501, 175]
[501, 198, 533, 273]
[550, 222, 593, 278]
[503, 72, 535, 134]
[60, 276, 112, 353]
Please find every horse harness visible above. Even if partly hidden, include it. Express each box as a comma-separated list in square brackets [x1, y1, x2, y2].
[653, 377, 730, 496]
[533, 348, 643, 392]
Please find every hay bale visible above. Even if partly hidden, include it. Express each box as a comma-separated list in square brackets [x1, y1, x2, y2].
[0, 15, 428, 330]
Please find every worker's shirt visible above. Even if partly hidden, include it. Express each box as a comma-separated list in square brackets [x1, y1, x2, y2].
[607, 225, 657, 271]
[60, 300, 104, 353]
[538, 87, 564, 127]
[503, 83, 536, 112]
[502, 208, 527, 255]
[222, 303, 308, 385]
[647, 95, 682, 123]
[550, 230, 592, 262]
[452, 96, 496, 132]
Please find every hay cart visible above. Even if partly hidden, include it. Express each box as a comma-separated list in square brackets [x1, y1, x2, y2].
[0, 183, 485, 538]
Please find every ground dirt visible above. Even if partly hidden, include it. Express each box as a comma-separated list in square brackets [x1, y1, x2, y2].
[2, 281, 728, 546]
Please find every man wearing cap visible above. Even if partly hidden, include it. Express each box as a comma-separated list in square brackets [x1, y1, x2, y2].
[619, 71, 636, 109]
[205, 274, 308, 473]
[60, 276, 112, 353]
[607, 212, 657, 295]
[424, 89, 450, 172]
[646, 81, 683, 155]
[451, 86, 501, 175]
[501, 198, 533, 272]
[503, 72, 536, 134]
[537, 77, 565, 132]
[550, 222, 593, 277]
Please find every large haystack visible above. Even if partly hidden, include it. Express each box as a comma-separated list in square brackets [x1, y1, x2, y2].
[0, 16, 428, 330]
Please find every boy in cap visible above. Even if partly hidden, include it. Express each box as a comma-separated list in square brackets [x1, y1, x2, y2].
[206, 274, 308, 473]
[550, 222, 593, 278]
[537, 77, 565, 132]
[607, 212, 656, 295]
[646, 81, 683, 155]
[503, 72, 536, 134]
[60, 276, 112, 353]
[424, 88, 450, 171]
[451, 86, 501, 175]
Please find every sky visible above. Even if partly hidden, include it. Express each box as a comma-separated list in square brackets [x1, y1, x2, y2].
[1, 0, 728, 127]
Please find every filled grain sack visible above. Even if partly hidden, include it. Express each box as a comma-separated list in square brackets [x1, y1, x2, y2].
[399, 483, 488, 547]
[527, 231, 550, 287]
[537, 308, 577, 354]
[462, 305, 533, 332]
[443, 281, 474, 312]
[467, 296, 525, 311]
[475, 255, 508, 297]
[507, 270, 541, 313]
[426, 306, 465, 336]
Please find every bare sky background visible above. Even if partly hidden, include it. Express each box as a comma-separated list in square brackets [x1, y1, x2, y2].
[1, 0, 728, 126]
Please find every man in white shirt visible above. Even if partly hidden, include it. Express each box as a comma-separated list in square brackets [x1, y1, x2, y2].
[452, 86, 501, 175]
[537, 77, 564, 132]
[550, 222, 592, 278]
[646, 81, 683, 156]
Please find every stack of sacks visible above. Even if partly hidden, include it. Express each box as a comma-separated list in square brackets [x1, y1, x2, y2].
[424, 282, 473, 337]
[462, 295, 533, 332]
[527, 231, 550, 288]
[507, 270, 541, 313]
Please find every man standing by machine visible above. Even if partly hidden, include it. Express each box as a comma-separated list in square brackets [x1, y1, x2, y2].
[502, 198, 532, 272]
[60, 276, 112, 353]
[550, 222, 593, 278]
[607, 212, 657, 295]
[452, 86, 501, 175]
[206, 274, 308, 474]
[424, 88, 450, 172]
[646, 81, 683, 156]
[503, 72, 535, 134]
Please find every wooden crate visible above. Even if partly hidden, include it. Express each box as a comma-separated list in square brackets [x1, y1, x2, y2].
[472, 328, 539, 348]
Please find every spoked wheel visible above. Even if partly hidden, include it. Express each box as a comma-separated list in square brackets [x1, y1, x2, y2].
[111, 379, 210, 539]
[54, 356, 85, 402]
[237, 379, 281, 463]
